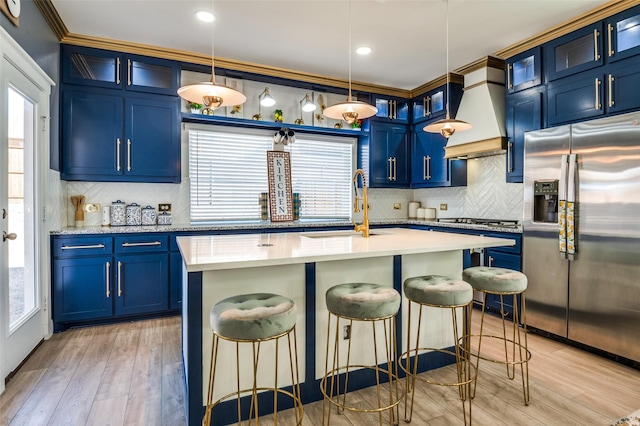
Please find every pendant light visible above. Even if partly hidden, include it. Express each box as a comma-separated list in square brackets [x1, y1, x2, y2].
[177, 0, 246, 110]
[323, 0, 377, 124]
[423, 0, 471, 138]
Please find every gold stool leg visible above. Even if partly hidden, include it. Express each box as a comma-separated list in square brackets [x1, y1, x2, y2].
[405, 302, 424, 423]
[203, 333, 219, 426]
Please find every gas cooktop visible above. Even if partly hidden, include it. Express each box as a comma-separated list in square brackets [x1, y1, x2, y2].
[436, 218, 520, 229]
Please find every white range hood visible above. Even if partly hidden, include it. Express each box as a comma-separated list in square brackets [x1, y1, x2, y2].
[444, 62, 507, 159]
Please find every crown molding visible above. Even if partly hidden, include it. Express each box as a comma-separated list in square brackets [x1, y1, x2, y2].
[495, 0, 640, 59]
[410, 73, 464, 98]
[454, 56, 506, 75]
[34, 0, 68, 40]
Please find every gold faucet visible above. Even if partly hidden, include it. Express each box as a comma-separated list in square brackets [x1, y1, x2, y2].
[352, 169, 370, 237]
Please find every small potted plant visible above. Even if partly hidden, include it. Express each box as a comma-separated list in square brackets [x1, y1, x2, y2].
[351, 119, 363, 130]
[188, 101, 202, 114]
[274, 109, 284, 123]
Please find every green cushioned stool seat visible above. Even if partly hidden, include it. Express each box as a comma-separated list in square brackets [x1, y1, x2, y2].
[463, 266, 527, 294]
[326, 283, 401, 320]
[404, 275, 473, 307]
[210, 293, 297, 341]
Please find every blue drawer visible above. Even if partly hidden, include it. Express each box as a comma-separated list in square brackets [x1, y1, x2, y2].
[53, 236, 113, 258]
[114, 234, 168, 253]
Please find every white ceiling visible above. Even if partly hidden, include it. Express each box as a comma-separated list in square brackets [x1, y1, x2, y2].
[51, 0, 611, 90]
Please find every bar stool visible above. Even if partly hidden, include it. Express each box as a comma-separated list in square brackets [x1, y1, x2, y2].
[320, 283, 402, 426]
[400, 275, 476, 425]
[462, 266, 531, 405]
[203, 293, 303, 425]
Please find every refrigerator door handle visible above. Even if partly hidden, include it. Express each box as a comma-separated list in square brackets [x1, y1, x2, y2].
[558, 154, 569, 258]
[567, 154, 577, 258]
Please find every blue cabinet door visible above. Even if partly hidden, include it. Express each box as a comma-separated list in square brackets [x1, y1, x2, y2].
[369, 122, 409, 187]
[547, 71, 605, 125]
[605, 5, 640, 63]
[545, 22, 605, 81]
[411, 128, 466, 188]
[485, 250, 522, 315]
[506, 87, 543, 183]
[373, 95, 409, 123]
[124, 96, 181, 182]
[606, 58, 640, 114]
[62, 45, 122, 89]
[170, 252, 183, 310]
[53, 256, 113, 323]
[61, 90, 123, 180]
[125, 54, 180, 96]
[114, 253, 169, 316]
[506, 47, 542, 94]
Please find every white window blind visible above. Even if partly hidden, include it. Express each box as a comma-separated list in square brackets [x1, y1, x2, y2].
[188, 125, 354, 223]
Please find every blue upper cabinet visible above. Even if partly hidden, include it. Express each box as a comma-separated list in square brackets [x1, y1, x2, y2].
[605, 5, 640, 63]
[412, 77, 463, 124]
[62, 45, 179, 96]
[372, 95, 409, 123]
[505, 86, 543, 182]
[545, 22, 605, 81]
[606, 58, 640, 114]
[364, 122, 410, 187]
[411, 126, 466, 188]
[506, 47, 542, 93]
[547, 70, 605, 125]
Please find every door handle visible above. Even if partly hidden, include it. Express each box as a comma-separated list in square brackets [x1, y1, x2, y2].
[608, 74, 614, 107]
[3, 231, 17, 242]
[117, 261, 123, 297]
[593, 29, 600, 61]
[127, 139, 132, 171]
[2, 208, 6, 219]
[567, 154, 577, 257]
[507, 140, 513, 172]
[106, 261, 111, 298]
[607, 23, 614, 57]
[559, 154, 568, 258]
[116, 138, 121, 172]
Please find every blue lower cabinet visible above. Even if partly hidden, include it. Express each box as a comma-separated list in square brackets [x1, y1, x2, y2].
[484, 244, 522, 316]
[170, 252, 183, 310]
[114, 253, 169, 316]
[53, 256, 113, 323]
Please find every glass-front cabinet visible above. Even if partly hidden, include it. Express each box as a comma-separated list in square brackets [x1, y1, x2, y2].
[605, 5, 640, 63]
[372, 95, 409, 123]
[506, 47, 542, 93]
[62, 45, 179, 95]
[545, 23, 605, 81]
[412, 89, 445, 122]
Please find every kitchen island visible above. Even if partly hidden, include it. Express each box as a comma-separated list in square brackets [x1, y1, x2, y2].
[177, 228, 514, 425]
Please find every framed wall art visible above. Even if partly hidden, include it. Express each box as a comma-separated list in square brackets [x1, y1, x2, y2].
[266, 150, 293, 222]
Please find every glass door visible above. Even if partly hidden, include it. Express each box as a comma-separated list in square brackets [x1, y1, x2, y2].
[1, 55, 48, 387]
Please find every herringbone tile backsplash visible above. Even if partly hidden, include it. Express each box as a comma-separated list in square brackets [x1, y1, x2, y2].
[54, 155, 522, 228]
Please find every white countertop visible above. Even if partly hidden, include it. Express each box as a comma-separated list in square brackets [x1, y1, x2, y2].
[177, 227, 514, 272]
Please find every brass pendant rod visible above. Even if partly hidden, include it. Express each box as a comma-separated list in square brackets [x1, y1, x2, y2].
[348, 0, 353, 102]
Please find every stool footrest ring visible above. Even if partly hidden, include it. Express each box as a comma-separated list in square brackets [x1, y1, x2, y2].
[399, 347, 477, 388]
[459, 334, 532, 366]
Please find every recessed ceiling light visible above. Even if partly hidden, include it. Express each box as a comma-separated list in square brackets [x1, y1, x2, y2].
[356, 46, 372, 55]
[195, 10, 214, 22]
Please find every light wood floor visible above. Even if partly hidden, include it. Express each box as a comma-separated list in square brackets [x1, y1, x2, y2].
[1, 313, 639, 425]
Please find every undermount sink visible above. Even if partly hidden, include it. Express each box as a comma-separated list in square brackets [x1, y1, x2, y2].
[299, 230, 388, 239]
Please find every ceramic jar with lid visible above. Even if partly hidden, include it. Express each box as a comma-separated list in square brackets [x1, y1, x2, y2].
[141, 205, 157, 225]
[110, 200, 126, 226]
[126, 203, 142, 226]
[157, 211, 172, 225]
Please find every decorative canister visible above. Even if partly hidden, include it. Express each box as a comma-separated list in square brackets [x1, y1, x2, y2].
[157, 211, 172, 225]
[141, 205, 157, 225]
[101, 206, 111, 226]
[293, 193, 300, 220]
[259, 192, 269, 220]
[126, 203, 142, 226]
[110, 200, 126, 226]
[409, 201, 420, 219]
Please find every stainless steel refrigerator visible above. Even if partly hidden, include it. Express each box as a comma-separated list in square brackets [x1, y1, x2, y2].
[523, 111, 640, 363]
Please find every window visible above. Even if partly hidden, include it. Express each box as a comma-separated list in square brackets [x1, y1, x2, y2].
[188, 125, 355, 223]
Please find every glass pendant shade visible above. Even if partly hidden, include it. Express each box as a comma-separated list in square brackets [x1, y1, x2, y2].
[323, 98, 377, 123]
[423, 114, 472, 138]
[178, 80, 246, 110]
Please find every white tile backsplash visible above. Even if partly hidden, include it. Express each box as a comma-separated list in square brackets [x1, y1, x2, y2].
[52, 152, 523, 228]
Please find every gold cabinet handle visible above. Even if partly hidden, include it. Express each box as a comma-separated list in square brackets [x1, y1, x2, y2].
[121, 241, 161, 247]
[488, 256, 494, 267]
[423, 97, 427, 117]
[608, 74, 614, 107]
[106, 261, 111, 298]
[594, 29, 601, 61]
[61, 244, 105, 250]
[116, 57, 120, 85]
[507, 140, 513, 172]
[127, 59, 132, 86]
[426, 96, 431, 116]
[393, 157, 397, 181]
[394, 100, 398, 120]
[424, 155, 431, 180]
[116, 138, 121, 171]
[117, 261, 122, 297]
[608, 23, 614, 57]
[127, 139, 132, 171]
[387, 157, 393, 180]
[507, 63, 513, 89]
[595, 78, 602, 110]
